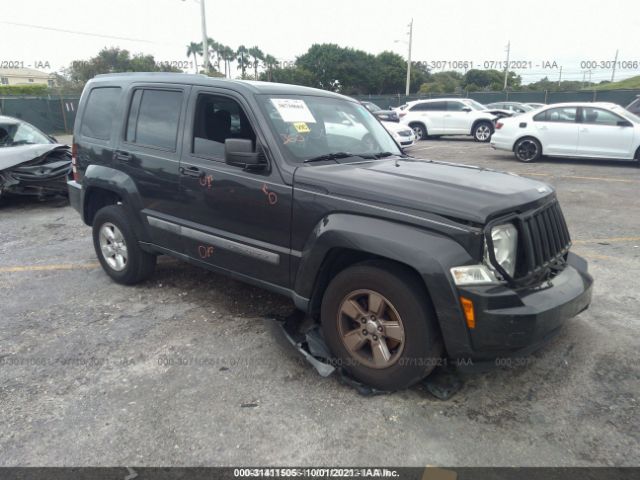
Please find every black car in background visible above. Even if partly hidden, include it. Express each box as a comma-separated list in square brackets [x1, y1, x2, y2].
[361, 101, 399, 122]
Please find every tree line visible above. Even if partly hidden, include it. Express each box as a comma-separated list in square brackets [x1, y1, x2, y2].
[51, 44, 614, 96]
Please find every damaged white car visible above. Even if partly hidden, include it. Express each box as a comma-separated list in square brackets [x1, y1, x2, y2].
[0, 116, 71, 199]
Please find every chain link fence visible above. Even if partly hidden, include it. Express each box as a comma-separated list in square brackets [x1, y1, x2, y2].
[355, 89, 640, 109]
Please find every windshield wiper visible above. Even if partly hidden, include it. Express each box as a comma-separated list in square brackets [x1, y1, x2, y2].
[303, 152, 360, 163]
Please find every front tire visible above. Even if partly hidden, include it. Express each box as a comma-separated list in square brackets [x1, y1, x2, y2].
[409, 123, 427, 141]
[473, 121, 493, 142]
[92, 205, 156, 285]
[514, 137, 542, 162]
[320, 261, 442, 391]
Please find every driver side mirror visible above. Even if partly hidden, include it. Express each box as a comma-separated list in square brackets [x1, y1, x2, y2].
[225, 138, 267, 171]
[462, 106, 472, 112]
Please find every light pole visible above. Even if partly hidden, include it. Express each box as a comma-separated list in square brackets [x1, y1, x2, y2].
[200, 0, 209, 72]
[183, 0, 209, 72]
[405, 19, 413, 96]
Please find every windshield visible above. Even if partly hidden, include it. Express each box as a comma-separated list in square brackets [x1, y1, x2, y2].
[257, 95, 402, 163]
[463, 99, 487, 111]
[0, 120, 52, 147]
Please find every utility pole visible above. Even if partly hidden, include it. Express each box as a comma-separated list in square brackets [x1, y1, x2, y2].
[557, 66, 562, 87]
[503, 41, 510, 90]
[405, 19, 413, 96]
[200, 0, 209, 72]
[611, 49, 619, 82]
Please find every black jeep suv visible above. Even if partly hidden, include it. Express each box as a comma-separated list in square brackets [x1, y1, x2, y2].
[68, 73, 593, 390]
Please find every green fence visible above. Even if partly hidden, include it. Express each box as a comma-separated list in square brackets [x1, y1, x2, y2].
[0, 95, 80, 135]
[355, 89, 640, 109]
[2, 89, 639, 135]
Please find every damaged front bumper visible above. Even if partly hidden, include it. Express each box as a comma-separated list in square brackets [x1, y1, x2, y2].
[455, 252, 593, 361]
[0, 145, 71, 199]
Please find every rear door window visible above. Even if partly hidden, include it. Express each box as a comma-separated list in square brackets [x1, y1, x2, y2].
[126, 89, 183, 150]
[80, 87, 121, 141]
[534, 107, 578, 123]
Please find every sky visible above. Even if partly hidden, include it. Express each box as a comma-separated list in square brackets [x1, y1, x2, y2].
[2, 0, 639, 84]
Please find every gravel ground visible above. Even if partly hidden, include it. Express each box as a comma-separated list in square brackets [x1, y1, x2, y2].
[0, 135, 638, 466]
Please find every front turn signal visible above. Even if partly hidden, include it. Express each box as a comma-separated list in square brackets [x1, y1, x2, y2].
[460, 296, 476, 329]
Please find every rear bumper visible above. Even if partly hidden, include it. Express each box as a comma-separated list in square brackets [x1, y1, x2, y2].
[67, 179, 83, 214]
[453, 252, 593, 361]
[490, 135, 513, 151]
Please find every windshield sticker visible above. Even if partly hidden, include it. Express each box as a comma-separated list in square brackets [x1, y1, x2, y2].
[271, 99, 316, 123]
[293, 122, 310, 133]
[280, 133, 306, 145]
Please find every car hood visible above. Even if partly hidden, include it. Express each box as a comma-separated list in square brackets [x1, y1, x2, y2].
[0, 144, 68, 171]
[294, 158, 554, 224]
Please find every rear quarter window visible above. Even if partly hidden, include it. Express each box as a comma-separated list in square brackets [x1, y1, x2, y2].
[80, 87, 122, 141]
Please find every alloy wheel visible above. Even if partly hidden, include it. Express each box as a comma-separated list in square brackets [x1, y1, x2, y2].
[475, 124, 491, 141]
[99, 222, 128, 271]
[337, 289, 405, 369]
[516, 139, 539, 161]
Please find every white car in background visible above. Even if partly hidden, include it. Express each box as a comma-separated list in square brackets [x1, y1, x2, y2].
[491, 102, 640, 163]
[382, 121, 415, 147]
[399, 98, 498, 142]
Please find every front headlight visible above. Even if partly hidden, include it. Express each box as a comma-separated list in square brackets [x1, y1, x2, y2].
[488, 223, 518, 277]
[450, 265, 499, 285]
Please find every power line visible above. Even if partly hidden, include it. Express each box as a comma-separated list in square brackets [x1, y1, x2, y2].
[0, 21, 163, 44]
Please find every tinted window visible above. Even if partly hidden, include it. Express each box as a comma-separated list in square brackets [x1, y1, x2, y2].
[127, 89, 183, 150]
[192, 94, 256, 160]
[582, 107, 623, 126]
[534, 107, 577, 123]
[80, 87, 121, 140]
[411, 101, 446, 112]
[447, 101, 466, 111]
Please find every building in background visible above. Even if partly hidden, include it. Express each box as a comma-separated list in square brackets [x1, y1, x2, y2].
[0, 67, 55, 87]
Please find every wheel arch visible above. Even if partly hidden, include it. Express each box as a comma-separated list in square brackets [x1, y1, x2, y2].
[294, 213, 477, 357]
[470, 118, 495, 136]
[82, 164, 151, 243]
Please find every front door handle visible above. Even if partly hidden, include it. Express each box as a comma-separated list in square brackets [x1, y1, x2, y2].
[113, 150, 131, 162]
[180, 166, 205, 178]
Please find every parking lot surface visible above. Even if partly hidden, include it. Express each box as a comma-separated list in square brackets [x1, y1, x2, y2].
[1, 136, 638, 466]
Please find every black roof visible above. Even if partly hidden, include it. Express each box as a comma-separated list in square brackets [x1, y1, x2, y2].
[91, 72, 351, 100]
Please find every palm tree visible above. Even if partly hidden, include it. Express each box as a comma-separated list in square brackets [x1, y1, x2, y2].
[263, 54, 278, 82]
[206, 38, 222, 74]
[222, 46, 236, 78]
[236, 45, 249, 78]
[248, 46, 264, 80]
[186, 42, 202, 73]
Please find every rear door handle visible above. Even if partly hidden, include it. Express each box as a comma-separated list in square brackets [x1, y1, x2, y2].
[113, 150, 131, 162]
[180, 166, 205, 178]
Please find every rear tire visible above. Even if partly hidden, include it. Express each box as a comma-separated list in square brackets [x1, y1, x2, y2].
[92, 205, 156, 285]
[320, 261, 442, 391]
[473, 121, 493, 142]
[514, 137, 542, 162]
[409, 123, 427, 141]
[635, 147, 640, 167]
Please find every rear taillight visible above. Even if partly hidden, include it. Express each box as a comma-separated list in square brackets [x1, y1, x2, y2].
[71, 141, 79, 182]
[399, 112, 406, 118]
[495, 121, 503, 130]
